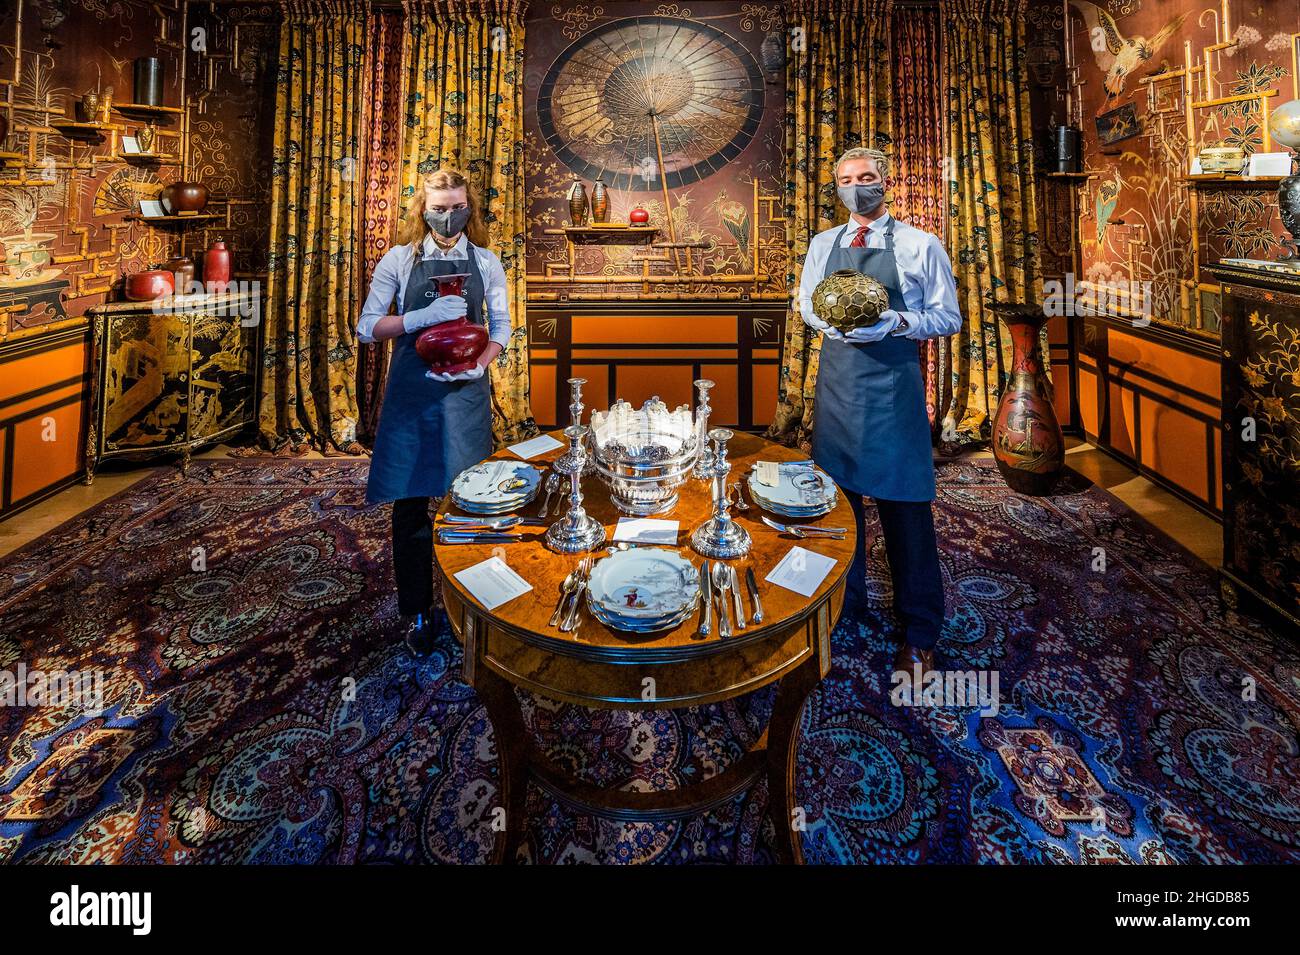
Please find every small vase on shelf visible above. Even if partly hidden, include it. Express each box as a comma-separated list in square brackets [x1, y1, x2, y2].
[566, 176, 589, 227]
[590, 177, 609, 224]
[203, 239, 232, 292]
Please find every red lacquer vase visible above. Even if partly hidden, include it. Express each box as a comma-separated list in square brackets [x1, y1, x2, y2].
[203, 239, 232, 292]
[412, 273, 486, 376]
[990, 304, 1065, 495]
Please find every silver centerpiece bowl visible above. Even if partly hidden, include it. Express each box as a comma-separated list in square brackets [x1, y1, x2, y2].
[590, 397, 701, 516]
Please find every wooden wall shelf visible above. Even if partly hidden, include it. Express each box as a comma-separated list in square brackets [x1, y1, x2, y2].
[117, 153, 175, 165]
[125, 213, 220, 226]
[560, 226, 661, 245]
[1181, 175, 1285, 187]
[113, 103, 182, 124]
[50, 121, 109, 140]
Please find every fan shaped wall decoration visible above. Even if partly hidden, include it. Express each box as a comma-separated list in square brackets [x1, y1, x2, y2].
[537, 16, 765, 191]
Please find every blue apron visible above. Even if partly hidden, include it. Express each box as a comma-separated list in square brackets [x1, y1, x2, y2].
[365, 245, 493, 504]
[811, 220, 935, 502]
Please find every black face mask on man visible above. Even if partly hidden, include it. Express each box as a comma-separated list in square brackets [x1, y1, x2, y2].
[836, 182, 886, 216]
[423, 207, 471, 238]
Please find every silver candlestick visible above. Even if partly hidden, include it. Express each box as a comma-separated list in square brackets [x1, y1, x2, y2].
[545, 424, 606, 554]
[692, 378, 715, 479]
[554, 376, 597, 477]
[690, 427, 751, 559]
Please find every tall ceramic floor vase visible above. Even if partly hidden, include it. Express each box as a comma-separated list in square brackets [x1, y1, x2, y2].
[990, 304, 1065, 496]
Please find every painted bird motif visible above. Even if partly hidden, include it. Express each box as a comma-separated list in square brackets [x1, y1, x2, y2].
[1095, 173, 1124, 245]
[714, 190, 751, 256]
[1070, 2, 1188, 109]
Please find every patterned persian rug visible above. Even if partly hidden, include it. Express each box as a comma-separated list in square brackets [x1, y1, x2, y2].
[0, 459, 1297, 864]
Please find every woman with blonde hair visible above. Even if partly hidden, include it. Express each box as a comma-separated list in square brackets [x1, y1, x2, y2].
[357, 168, 511, 655]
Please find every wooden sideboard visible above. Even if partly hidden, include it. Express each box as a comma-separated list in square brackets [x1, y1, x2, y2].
[1207, 263, 1300, 631]
[85, 290, 259, 482]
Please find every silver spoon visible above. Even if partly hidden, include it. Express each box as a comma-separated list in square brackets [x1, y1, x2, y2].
[729, 482, 750, 511]
[549, 566, 580, 628]
[538, 472, 563, 518]
[710, 562, 732, 638]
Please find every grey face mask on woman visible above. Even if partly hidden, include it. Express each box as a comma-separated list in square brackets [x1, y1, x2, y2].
[836, 182, 886, 216]
[423, 207, 471, 238]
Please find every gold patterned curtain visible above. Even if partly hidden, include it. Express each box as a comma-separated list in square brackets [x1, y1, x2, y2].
[258, 0, 372, 453]
[942, 0, 1044, 444]
[399, 0, 535, 446]
[766, 0, 894, 449]
[892, 6, 951, 434]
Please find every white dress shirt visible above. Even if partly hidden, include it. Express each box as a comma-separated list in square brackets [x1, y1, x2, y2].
[356, 233, 512, 347]
[798, 213, 962, 341]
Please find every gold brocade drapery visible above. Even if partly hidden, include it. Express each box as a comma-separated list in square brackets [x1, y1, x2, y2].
[766, 0, 894, 450]
[259, 0, 372, 452]
[892, 6, 950, 433]
[941, 0, 1044, 444]
[399, 0, 536, 446]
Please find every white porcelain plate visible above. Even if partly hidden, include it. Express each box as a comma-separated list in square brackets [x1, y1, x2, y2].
[451, 460, 542, 507]
[587, 548, 700, 620]
[747, 463, 836, 510]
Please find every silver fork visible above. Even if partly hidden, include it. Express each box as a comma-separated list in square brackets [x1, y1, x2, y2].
[760, 515, 847, 539]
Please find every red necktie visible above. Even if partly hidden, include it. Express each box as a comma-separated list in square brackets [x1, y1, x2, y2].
[849, 225, 870, 248]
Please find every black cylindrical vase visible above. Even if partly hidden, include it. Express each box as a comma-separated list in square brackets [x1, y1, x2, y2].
[134, 57, 163, 107]
[1053, 125, 1080, 173]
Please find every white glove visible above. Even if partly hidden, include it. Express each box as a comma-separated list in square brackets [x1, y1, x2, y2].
[844, 311, 902, 343]
[403, 295, 467, 334]
[426, 363, 486, 382]
[817, 324, 844, 341]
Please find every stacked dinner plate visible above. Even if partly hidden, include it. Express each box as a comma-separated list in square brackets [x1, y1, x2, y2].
[745, 461, 837, 518]
[585, 548, 701, 633]
[450, 460, 543, 514]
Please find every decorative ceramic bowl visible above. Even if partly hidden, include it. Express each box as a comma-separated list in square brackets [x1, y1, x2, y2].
[160, 181, 208, 214]
[124, 268, 175, 301]
[812, 269, 890, 332]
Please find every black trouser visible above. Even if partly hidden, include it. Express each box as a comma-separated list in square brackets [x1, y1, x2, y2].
[846, 493, 945, 650]
[392, 497, 434, 615]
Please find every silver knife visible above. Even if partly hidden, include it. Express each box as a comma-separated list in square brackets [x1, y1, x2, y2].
[437, 531, 520, 544]
[729, 564, 747, 629]
[698, 561, 712, 636]
[745, 566, 765, 623]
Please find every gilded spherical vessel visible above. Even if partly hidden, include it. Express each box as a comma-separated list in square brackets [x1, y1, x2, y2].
[811, 270, 890, 333]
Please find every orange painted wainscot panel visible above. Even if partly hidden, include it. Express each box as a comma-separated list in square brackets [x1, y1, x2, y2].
[528, 348, 558, 428]
[0, 329, 90, 517]
[1105, 327, 1220, 508]
[570, 313, 741, 420]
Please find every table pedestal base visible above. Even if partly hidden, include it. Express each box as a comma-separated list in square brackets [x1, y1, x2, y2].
[472, 653, 820, 865]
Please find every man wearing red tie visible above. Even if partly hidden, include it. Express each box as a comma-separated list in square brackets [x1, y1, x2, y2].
[797, 148, 961, 676]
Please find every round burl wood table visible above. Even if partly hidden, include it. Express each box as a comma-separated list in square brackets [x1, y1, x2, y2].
[434, 431, 855, 864]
